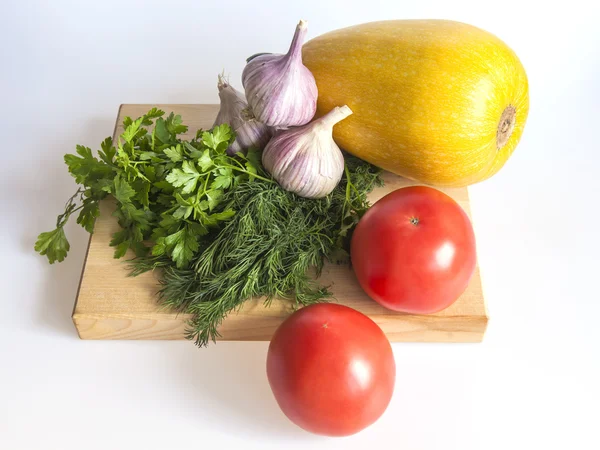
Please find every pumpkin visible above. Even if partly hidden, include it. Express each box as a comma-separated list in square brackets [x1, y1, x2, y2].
[302, 20, 529, 187]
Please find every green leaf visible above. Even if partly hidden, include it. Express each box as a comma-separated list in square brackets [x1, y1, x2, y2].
[139, 151, 161, 161]
[109, 222, 148, 259]
[218, 167, 233, 178]
[136, 181, 151, 209]
[197, 149, 213, 171]
[164, 145, 183, 162]
[122, 116, 133, 129]
[156, 194, 173, 207]
[166, 113, 188, 136]
[174, 192, 193, 206]
[152, 237, 167, 256]
[121, 203, 152, 230]
[173, 205, 193, 220]
[202, 123, 232, 152]
[211, 175, 231, 190]
[245, 160, 258, 179]
[113, 176, 136, 204]
[154, 118, 172, 144]
[153, 180, 174, 191]
[99, 137, 116, 164]
[211, 124, 234, 152]
[158, 214, 180, 233]
[187, 222, 209, 236]
[165, 225, 199, 268]
[110, 229, 128, 247]
[113, 241, 130, 258]
[122, 117, 143, 143]
[233, 174, 246, 187]
[142, 107, 165, 125]
[211, 167, 234, 191]
[144, 165, 156, 182]
[64, 145, 112, 185]
[245, 147, 261, 169]
[35, 227, 70, 264]
[204, 209, 235, 226]
[131, 241, 149, 257]
[76, 198, 99, 233]
[183, 141, 198, 154]
[91, 178, 113, 195]
[206, 189, 223, 211]
[165, 161, 200, 194]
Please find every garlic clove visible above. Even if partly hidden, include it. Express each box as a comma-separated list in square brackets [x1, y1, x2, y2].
[262, 105, 353, 199]
[213, 75, 273, 155]
[242, 20, 318, 128]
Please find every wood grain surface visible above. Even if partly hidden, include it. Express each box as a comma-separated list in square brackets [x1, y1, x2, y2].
[72, 104, 488, 342]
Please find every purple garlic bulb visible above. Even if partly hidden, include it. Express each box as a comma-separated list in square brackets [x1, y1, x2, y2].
[262, 105, 353, 199]
[242, 20, 318, 128]
[213, 75, 272, 155]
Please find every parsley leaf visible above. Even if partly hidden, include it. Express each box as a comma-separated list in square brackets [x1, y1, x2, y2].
[122, 117, 144, 143]
[64, 145, 112, 185]
[113, 176, 136, 204]
[202, 124, 231, 152]
[196, 149, 213, 171]
[76, 197, 100, 233]
[206, 189, 223, 211]
[164, 145, 183, 162]
[35, 227, 70, 264]
[165, 225, 200, 268]
[154, 118, 172, 144]
[98, 137, 116, 164]
[141, 107, 165, 125]
[211, 167, 233, 190]
[165, 113, 188, 136]
[166, 160, 200, 194]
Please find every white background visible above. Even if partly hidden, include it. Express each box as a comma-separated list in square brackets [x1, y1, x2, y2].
[1, 0, 599, 448]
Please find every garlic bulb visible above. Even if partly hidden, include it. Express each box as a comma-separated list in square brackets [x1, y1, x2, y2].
[242, 20, 318, 128]
[262, 105, 353, 199]
[213, 75, 272, 155]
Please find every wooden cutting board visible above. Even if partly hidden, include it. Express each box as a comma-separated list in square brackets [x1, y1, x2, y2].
[72, 104, 488, 342]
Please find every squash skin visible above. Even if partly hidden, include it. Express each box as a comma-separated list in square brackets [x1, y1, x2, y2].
[302, 20, 529, 187]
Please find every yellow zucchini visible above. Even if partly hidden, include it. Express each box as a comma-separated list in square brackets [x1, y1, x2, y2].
[303, 20, 529, 186]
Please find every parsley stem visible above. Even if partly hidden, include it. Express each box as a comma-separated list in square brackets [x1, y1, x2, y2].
[221, 163, 275, 184]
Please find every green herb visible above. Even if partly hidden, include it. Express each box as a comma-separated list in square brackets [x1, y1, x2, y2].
[36, 109, 264, 268]
[36, 109, 383, 349]
[130, 156, 382, 347]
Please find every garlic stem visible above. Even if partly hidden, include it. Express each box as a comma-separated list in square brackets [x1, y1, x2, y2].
[317, 105, 353, 129]
[217, 74, 228, 91]
[288, 20, 308, 60]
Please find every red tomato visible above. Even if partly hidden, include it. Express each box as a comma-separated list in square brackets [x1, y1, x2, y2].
[351, 186, 476, 314]
[266, 303, 395, 436]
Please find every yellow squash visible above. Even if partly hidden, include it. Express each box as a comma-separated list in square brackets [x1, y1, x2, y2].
[302, 20, 529, 186]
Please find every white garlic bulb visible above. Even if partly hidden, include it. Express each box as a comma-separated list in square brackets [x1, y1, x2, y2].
[242, 20, 318, 128]
[213, 75, 272, 155]
[262, 106, 353, 199]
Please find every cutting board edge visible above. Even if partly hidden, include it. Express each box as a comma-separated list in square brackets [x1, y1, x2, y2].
[72, 310, 488, 342]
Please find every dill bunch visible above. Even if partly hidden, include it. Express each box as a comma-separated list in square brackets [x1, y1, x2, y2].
[130, 155, 382, 347]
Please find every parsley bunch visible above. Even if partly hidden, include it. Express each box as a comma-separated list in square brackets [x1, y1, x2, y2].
[36, 109, 383, 347]
[35, 108, 265, 268]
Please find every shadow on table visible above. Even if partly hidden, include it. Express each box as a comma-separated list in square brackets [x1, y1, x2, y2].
[22, 117, 116, 337]
[162, 341, 325, 441]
